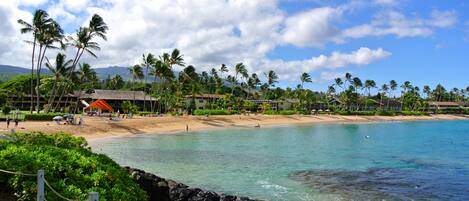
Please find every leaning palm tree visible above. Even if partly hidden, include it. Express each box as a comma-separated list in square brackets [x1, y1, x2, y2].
[35, 20, 64, 113]
[266, 70, 278, 88]
[141, 53, 155, 111]
[17, 9, 53, 113]
[44, 53, 73, 113]
[233, 63, 247, 95]
[219, 64, 228, 80]
[300, 72, 312, 89]
[169, 49, 185, 68]
[364, 80, 376, 110]
[129, 65, 144, 104]
[380, 84, 389, 110]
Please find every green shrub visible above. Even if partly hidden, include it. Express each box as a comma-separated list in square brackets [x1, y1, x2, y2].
[263, 110, 301, 115]
[400, 111, 429, 116]
[376, 110, 397, 116]
[24, 113, 66, 121]
[193, 109, 237, 115]
[121, 101, 138, 114]
[0, 132, 147, 201]
[1, 105, 11, 115]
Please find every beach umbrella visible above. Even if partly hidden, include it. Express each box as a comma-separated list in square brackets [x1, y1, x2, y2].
[53, 116, 63, 121]
[63, 114, 73, 118]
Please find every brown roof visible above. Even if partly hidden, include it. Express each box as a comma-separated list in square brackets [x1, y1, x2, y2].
[185, 94, 225, 99]
[80, 90, 156, 101]
[428, 101, 465, 107]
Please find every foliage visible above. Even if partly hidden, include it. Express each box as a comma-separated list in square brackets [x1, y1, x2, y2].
[193, 109, 237, 116]
[1, 105, 11, 115]
[121, 101, 139, 114]
[0, 132, 147, 201]
[263, 110, 302, 115]
[24, 113, 66, 121]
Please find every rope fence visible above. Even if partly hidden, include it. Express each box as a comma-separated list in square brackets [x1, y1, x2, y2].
[0, 168, 99, 201]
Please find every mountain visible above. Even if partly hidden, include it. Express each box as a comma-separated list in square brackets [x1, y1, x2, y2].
[0, 64, 132, 81]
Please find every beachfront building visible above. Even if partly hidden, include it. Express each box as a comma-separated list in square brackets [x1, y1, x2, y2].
[80, 89, 156, 112]
[185, 94, 225, 110]
[427, 101, 469, 113]
[248, 99, 298, 111]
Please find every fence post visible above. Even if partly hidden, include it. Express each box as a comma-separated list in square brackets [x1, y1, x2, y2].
[37, 169, 45, 201]
[88, 192, 99, 201]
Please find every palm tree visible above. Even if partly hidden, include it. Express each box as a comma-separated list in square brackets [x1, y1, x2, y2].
[129, 65, 144, 104]
[352, 77, 363, 110]
[44, 53, 72, 113]
[169, 49, 185, 68]
[233, 63, 247, 95]
[389, 80, 397, 98]
[380, 84, 389, 110]
[266, 70, 278, 88]
[35, 20, 64, 113]
[423, 85, 431, 100]
[344, 72, 352, 88]
[300, 72, 312, 89]
[219, 64, 228, 80]
[141, 53, 155, 111]
[334, 78, 344, 91]
[364, 80, 376, 110]
[17, 9, 53, 113]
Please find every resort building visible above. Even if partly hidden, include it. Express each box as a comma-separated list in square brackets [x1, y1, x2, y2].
[248, 99, 298, 110]
[427, 101, 469, 111]
[6, 89, 156, 112]
[79, 89, 156, 111]
[185, 94, 225, 110]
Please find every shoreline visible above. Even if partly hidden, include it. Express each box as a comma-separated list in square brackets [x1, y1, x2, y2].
[1, 114, 467, 141]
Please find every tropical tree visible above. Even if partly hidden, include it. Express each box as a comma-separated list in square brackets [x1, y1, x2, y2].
[44, 53, 72, 112]
[300, 72, 312, 89]
[141, 53, 156, 111]
[17, 9, 54, 113]
[364, 80, 376, 110]
[129, 65, 144, 104]
[380, 84, 389, 110]
[423, 85, 431, 99]
[266, 70, 278, 88]
[233, 63, 247, 95]
[219, 64, 228, 80]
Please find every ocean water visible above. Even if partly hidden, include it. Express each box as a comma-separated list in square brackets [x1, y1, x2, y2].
[89, 120, 469, 201]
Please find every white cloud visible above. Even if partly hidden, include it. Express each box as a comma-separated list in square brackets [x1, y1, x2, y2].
[342, 9, 458, 39]
[9, 0, 462, 83]
[255, 47, 391, 81]
[428, 9, 458, 28]
[282, 7, 342, 47]
[373, 0, 399, 6]
[320, 71, 346, 81]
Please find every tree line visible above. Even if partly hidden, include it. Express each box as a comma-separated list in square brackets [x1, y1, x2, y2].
[2, 9, 468, 114]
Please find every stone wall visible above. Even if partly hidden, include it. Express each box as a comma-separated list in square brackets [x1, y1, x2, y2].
[125, 167, 262, 201]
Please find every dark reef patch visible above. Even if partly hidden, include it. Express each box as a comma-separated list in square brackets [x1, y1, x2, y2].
[289, 167, 469, 201]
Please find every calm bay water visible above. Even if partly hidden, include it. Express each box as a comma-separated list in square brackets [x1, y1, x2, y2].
[89, 120, 469, 201]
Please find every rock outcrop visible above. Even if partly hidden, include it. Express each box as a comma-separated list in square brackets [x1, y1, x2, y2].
[125, 167, 262, 201]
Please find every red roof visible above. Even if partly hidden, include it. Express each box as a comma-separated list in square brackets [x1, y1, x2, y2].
[85, 99, 113, 111]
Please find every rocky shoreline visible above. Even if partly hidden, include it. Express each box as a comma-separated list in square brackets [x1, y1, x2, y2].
[125, 167, 262, 201]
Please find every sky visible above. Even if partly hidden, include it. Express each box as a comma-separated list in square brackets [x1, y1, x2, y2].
[0, 0, 468, 91]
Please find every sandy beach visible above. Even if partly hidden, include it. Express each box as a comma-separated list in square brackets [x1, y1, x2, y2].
[1, 114, 467, 140]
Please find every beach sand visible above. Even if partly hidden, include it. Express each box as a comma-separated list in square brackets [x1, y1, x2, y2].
[1, 114, 467, 140]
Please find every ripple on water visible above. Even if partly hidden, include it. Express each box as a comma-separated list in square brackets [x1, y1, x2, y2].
[289, 167, 469, 201]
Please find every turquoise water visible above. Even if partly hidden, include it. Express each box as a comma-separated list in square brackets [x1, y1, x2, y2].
[89, 120, 469, 200]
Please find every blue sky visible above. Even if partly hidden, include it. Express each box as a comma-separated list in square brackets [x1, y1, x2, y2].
[1, 0, 468, 92]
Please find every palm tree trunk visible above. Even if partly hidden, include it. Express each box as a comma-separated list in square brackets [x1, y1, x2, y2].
[34, 45, 43, 113]
[45, 78, 58, 113]
[36, 47, 47, 113]
[143, 66, 148, 111]
[30, 37, 37, 114]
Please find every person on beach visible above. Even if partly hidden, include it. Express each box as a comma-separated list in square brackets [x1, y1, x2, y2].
[6, 117, 11, 128]
[186, 124, 189, 132]
[14, 119, 19, 127]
